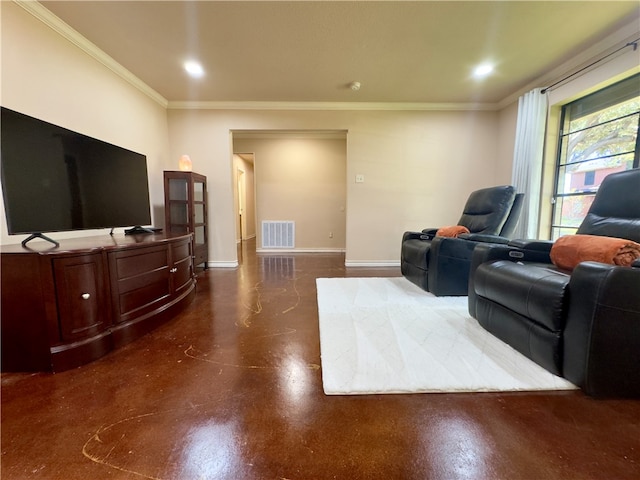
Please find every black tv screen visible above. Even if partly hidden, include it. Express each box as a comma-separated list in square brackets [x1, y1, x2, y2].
[1, 107, 152, 236]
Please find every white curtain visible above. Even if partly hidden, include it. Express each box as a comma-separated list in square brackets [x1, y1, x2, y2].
[511, 88, 548, 239]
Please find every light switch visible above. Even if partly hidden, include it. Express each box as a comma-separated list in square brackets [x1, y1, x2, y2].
[355, 174, 365, 183]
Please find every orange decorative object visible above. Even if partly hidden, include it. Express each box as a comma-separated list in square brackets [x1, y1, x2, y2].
[550, 234, 640, 270]
[435, 225, 470, 238]
[178, 154, 192, 171]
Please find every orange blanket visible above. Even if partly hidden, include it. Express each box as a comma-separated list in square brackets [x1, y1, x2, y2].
[436, 225, 470, 238]
[550, 234, 640, 270]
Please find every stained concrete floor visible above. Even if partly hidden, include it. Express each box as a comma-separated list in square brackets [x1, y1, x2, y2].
[2, 240, 640, 479]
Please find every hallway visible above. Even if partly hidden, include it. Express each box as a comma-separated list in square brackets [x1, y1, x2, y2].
[2, 242, 639, 479]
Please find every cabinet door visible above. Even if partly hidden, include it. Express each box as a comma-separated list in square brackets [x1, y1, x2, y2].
[166, 177, 190, 234]
[170, 238, 194, 295]
[53, 254, 109, 343]
[193, 178, 208, 266]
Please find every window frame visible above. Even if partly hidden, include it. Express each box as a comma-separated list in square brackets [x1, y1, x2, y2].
[550, 74, 640, 239]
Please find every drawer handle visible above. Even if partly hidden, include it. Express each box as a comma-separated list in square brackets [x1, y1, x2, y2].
[170, 267, 178, 273]
[81, 293, 91, 300]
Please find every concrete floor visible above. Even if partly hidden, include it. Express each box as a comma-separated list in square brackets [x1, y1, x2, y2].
[2, 240, 639, 479]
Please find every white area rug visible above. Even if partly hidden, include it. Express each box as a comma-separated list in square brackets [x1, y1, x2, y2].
[316, 277, 577, 395]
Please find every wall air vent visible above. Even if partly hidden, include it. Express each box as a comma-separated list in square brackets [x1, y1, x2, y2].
[261, 221, 295, 249]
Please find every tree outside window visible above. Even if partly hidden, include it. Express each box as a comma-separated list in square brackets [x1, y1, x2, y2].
[551, 74, 640, 239]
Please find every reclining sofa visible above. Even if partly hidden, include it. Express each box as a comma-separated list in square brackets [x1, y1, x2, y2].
[468, 169, 640, 397]
[401, 185, 523, 296]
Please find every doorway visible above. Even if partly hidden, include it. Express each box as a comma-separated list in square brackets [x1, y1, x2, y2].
[232, 131, 347, 258]
[233, 153, 256, 262]
[237, 167, 245, 241]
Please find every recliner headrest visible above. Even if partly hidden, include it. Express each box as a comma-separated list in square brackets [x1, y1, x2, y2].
[577, 169, 640, 242]
[458, 185, 516, 235]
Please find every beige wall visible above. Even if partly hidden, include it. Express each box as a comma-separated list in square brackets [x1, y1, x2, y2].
[234, 135, 347, 251]
[0, 2, 171, 245]
[167, 108, 504, 266]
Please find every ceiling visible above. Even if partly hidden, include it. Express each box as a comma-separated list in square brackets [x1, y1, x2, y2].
[39, 1, 640, 106]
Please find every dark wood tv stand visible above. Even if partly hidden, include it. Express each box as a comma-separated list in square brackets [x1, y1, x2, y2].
[1, 233, 196, 372]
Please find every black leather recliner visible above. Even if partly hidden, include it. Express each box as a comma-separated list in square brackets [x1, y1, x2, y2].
[468, 169, 640, 397]
[401, 185, 524, 296]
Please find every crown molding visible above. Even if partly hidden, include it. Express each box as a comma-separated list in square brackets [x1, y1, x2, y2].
[167, 100, 499, 111]
[233, 130, 347, 140]
[15, 0, 168, 108]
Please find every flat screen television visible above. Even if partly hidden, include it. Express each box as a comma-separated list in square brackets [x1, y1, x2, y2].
[1, 107, 153, 246]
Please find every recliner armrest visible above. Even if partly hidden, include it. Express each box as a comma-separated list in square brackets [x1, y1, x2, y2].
[467, 241, 555, 318]
[564, 261, 640, 397]
[508, 239, 554, 252]
[458, 233, 510, 244]
[504, 239, 554, 264]
[468, 243, 514, 317]
[420, 228, 438, 240]
[402, 231, 428, 242]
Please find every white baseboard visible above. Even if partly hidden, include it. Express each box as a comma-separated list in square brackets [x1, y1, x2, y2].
[344, 260, 400, 267]
[256, 248, 346, 253]
[205, 256, 398, 268]
[206, 260, 239, 268]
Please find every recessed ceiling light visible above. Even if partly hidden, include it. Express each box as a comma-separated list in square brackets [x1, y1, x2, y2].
[184, 60, 205, 78]
[473, 63, 494, 79]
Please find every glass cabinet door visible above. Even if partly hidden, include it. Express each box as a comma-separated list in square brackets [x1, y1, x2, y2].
[194, 225, 206, 245]
[169, 178, 188, 201]
[193, 180, 207, 248]
[167, 178, 189, 233]
[194, 181, 204, 202]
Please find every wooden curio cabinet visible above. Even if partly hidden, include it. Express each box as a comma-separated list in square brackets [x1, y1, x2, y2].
[163, 171, 208, 269]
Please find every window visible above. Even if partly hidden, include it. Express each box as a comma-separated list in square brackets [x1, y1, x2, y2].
[583, 170, 595, 186]
[551, 73, 640, 239]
